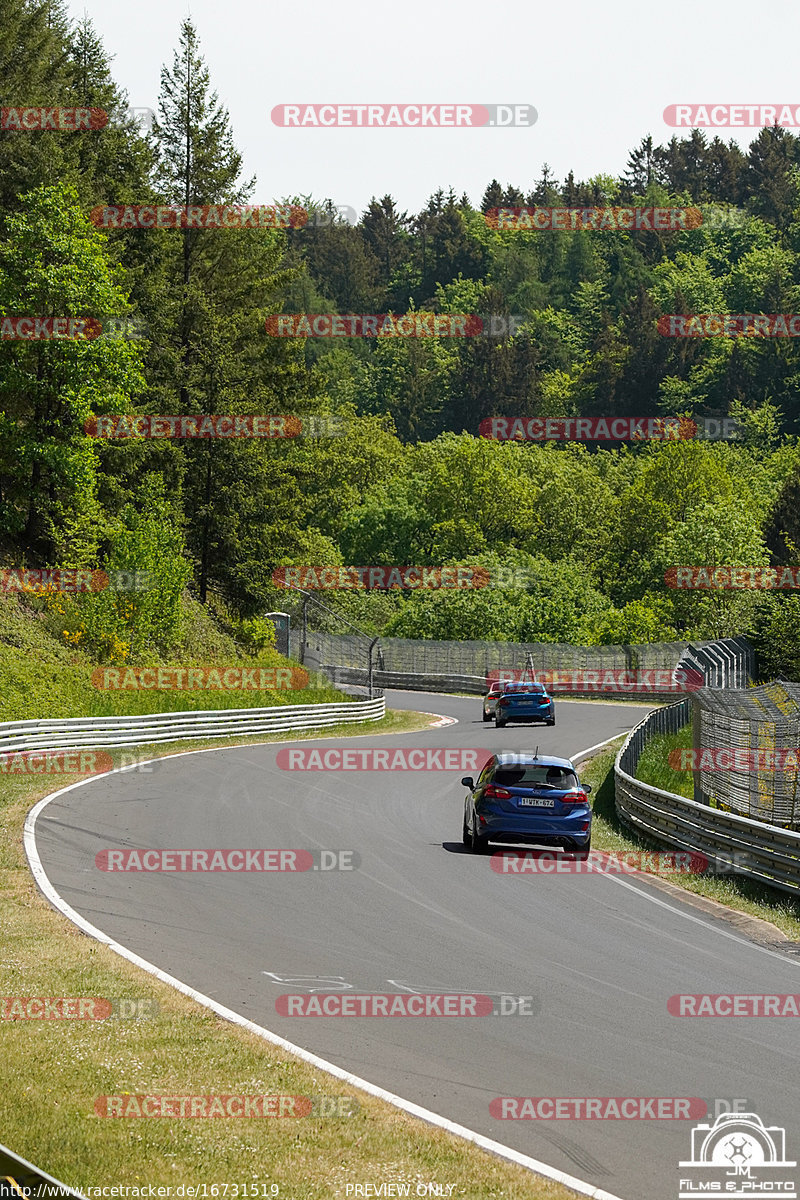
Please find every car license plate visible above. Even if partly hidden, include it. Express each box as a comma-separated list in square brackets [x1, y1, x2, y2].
[518, 797, 555, 807]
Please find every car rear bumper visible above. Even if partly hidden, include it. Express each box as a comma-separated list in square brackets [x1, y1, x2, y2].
[496, 711, 554, 722]
[479, 812, 591, 844]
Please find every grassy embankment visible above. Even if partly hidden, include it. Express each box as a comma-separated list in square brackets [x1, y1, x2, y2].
[579, 732, 800, 940]
[0, 593, 576, 1199]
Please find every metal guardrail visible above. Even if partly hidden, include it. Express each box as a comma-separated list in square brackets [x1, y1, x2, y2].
[0, 1140, 83, 1198]
[302, 633, 755, 699]
[0, 698, 385, 754]
[299, 632, 708, 675]
[615, 701, 800, 897]
[321, 664, 699, 699]
[674, 637, 755, 690]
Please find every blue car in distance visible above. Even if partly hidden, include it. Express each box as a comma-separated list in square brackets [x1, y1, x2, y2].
[495, 682, 555, 727]
[461, 752, 592, 856]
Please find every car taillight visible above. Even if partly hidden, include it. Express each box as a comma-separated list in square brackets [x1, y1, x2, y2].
[484, 784, 512, 800]
[498, 697, 509, 706]
[561, 790, 588, 804]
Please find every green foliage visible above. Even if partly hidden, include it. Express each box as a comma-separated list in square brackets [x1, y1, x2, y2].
[35, 476, 189, 661]
[748, 595, 800, 683]
[384, 554, 611, 643]
[234, 615, 277, 653]
[3, 9, 800, 694]
[582, 596, 678, 645]
[0, 183, 145, 559]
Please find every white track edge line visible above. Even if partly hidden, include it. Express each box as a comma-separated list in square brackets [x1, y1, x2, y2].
[22, 719, 641, 1200]
[570, 737, 800, 969]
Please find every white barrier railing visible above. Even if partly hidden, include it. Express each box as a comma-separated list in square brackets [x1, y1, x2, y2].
[0, 698, 385, 754]
[614, 702, 800, 897]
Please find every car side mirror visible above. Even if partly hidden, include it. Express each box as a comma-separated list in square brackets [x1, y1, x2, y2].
[461, 776, 474, 789]
[582, 782, 592, 794]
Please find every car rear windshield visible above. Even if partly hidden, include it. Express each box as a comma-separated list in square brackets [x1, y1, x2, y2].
[493, 765, 578, 788]
[503, 684, 546, 694]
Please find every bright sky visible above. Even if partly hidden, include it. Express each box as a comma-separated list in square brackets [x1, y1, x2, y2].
[67, 0, 800, 217]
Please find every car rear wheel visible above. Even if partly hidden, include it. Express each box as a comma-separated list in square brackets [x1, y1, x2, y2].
[572, 840, 591, 860]
[546, 717, 555, 726]
[495, 716, 507, 728]
[470, 826, 491, 854]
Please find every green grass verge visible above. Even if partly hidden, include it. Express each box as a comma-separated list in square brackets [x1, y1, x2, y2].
[580, 740, 800, 940]
[633, 726, 694, 799]
[0, 707, 578, 1200]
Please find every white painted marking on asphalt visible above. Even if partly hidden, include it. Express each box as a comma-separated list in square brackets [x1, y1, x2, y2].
[24, 702, 781, 1200]
[589, 869, 800, 968]
[420, 711, 458, 727]
[568, 740, 800, 970]
[570, 733, 628, 764]
[25, 740, 623, 1200]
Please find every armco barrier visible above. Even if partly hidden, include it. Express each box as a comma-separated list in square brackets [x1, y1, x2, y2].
[614, 701, 800, 897]
[0, 697, 385, 755]
[303, 634, 755, 699]
[322, 665, 702, 700]
[0, 1139, 83, 1198]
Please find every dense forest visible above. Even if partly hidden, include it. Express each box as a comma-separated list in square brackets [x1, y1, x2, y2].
[1, 0, 800, 681]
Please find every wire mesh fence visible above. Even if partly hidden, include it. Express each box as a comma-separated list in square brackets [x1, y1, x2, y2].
[274, 600, 796, 830]
[692, 683, 800, 828]
[615, 702, 800, 895]
[289, 631, 751, 697]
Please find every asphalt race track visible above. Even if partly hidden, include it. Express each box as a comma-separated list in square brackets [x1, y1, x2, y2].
[32, 691, 800, 1200]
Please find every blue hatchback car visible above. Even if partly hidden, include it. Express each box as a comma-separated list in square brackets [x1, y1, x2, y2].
[461, 753, 592, 856]
[495, 682, 555, 727]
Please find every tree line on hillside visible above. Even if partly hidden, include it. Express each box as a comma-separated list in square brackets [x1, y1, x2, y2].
[0, 1, 799, 682]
